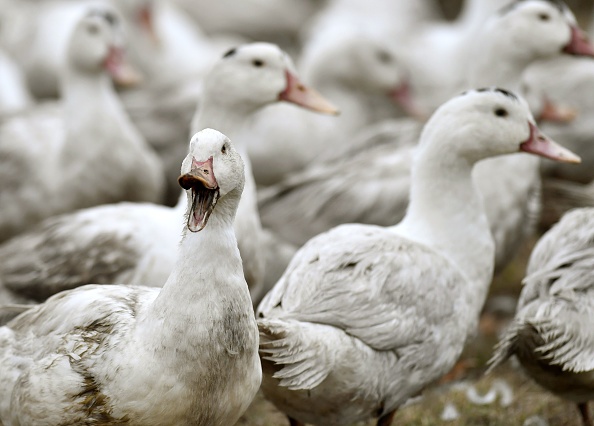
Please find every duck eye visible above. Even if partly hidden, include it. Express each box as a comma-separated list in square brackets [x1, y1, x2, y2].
[377, 50, 392, 64]
[538, 13, 550, 21]
[87, 23, 100, 35]
[221, 144, 227, 154]
[252, 59, 265, 67]
[494, 108, 508, 117]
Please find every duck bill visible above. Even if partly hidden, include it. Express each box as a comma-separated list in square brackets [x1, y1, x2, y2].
[537, 97, 577, 123]
[390, 81, 426, 121]
[520, 122, 581, 164]
[104, 47, 143, 87]
[563, 25, 594, 57]
[279, 70, 340, 115]
[138, 6, 159, 45]
[178, 157, 219, 232]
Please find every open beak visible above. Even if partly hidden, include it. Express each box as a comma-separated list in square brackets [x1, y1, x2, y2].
[178, 157, 220, 232]
[563, 25, 594, 57]
[279, 70, 340, 115]
[138, 6, 159, 45]
[537, 96, 577, 123]
[520, 122, 581, 163]
[390, 81, 426, 121]
[104, 47, 143, 87]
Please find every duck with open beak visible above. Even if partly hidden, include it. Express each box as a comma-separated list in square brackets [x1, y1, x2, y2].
[178, 157, 220, 232]
[104, 46, 143, 87]
[278, 70, 340, 115]
[521, 121, 581, 163]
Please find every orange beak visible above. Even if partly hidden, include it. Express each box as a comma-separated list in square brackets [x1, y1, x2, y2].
[520, 122, 580, 163]
[279, 70, 340, 115]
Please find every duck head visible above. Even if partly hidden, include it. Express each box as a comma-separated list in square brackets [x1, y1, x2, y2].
[423, 88, 580, 164]
[205, 42, 339, 115]
[67, 8, 142, 86]
[179, 129, 245, 232]
[495, 0, 594, 59]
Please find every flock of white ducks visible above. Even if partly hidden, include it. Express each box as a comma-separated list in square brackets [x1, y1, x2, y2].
[0, 0, 593, 425]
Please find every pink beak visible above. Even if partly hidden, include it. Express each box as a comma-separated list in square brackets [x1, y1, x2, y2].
[104, 47, 143, 87]
[390, 82, 426, 121]
[537, 96, 577, 124]
[520, 122, 580, 163]
[563, 25, 594, 57]
[279, 70, 340, 115]
[138, 6, 159, 45]
[178, 157, 218, 190]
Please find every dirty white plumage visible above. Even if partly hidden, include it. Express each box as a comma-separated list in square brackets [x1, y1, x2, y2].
[0, 129, 261, 426]
[489, 207, 594, 425]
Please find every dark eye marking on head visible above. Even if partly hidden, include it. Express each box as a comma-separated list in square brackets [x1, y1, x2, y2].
[473, 87, 518, 101]
[494, 87, 518, 100]
[87, 9, 118, 26]
[223, 47, 237, 58]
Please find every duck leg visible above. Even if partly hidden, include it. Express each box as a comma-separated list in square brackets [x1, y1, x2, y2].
[578, 402, 592, 426]
[288, 416, 304, 426]
[377, 409, 397, 426]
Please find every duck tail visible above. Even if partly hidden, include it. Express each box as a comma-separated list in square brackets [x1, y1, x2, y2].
[487, 320, 527, 374]
[258, 318, 332, 391]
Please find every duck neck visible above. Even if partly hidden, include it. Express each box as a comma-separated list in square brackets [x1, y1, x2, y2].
[396, 135, 495, 317]
[59, 68, 129, 163]
[138, 191, 251, 355]
[61, 69, 123, 123]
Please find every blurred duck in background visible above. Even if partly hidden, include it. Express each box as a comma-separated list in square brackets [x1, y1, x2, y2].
[0, 8, 164, 243]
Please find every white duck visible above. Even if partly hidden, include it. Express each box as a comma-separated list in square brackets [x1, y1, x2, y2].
[245, 33, 412, 186]
[0, 128, 261, 426]
[191, 42, 338, 301]
[259, 0, 590, 271]
[489, 207, 594, 426]
[257, 89, 579, 426]
[0, 9, 164, 243]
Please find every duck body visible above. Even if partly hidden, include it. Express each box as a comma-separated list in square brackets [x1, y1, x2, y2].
[0, 90, 163, 242]
[258, 224, 470, 425]
[490, 208, 594, 423]
[0, 200, 182, 305]
[0, 128, 261, 425]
